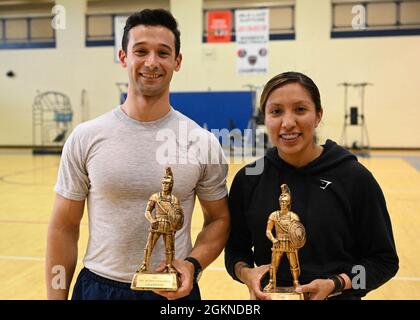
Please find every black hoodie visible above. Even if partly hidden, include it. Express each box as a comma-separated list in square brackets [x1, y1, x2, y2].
[225, 140, 399, 298]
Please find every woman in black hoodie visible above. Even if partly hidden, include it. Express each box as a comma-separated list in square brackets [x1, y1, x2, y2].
[224, 72, 399, 300]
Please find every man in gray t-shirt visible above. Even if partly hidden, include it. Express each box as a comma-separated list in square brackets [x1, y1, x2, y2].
[46, 9, 230, 300]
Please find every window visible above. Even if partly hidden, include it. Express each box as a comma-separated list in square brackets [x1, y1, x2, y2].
[85, 0, 169, 47]
[332, 0, 420, 38]
[86, 14, 117, 46]
[0, 1, 55, 49]
[203, 0, 295, 42]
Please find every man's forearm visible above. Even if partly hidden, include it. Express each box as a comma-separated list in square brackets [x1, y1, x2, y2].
[45, 226, 79, 299]
[189, 215, 230, 269]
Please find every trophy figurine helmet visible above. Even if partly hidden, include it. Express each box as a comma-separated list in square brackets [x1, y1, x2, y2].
[279, 184, 291, 211]
[161, 167, 174, 190]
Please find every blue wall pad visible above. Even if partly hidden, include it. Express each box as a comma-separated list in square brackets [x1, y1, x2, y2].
[169, 91, 255, 132]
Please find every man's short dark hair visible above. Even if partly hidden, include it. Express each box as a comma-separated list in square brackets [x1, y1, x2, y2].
[121, 8, 181, 57]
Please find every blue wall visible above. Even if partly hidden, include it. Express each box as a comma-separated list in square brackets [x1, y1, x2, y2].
[119, 91, 255, 132]
[169, 91, 255, 132]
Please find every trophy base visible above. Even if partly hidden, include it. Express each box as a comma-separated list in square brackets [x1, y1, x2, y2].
[131, 271, 179, 291]
[266, 287, 307, 300]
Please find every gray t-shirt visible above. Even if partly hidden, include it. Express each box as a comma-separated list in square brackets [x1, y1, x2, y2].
[54, 106, 228, 283]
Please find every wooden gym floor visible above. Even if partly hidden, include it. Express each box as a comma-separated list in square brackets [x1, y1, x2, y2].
[0, 149, 419, 300]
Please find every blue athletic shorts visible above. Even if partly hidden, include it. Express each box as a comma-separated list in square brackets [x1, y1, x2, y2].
[71, 267, 201, 300]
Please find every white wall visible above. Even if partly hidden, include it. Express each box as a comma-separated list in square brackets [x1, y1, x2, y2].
[0, 0, 419, 147]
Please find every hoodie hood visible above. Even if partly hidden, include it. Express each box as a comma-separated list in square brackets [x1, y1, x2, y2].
[265, 139, 357, 175]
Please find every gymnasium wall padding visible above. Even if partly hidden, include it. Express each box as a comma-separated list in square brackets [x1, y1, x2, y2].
[169, 91, 255, 132]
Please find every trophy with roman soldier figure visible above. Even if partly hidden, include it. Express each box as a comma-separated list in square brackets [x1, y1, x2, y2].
[263, 184, 307, 300]
[131, 167, 184, 291]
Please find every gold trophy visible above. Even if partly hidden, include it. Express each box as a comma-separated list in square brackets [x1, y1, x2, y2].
[263, 184, 307, 300]
[131, 167, 184, 291]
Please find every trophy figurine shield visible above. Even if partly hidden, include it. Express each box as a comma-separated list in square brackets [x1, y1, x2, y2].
[131, 167, 184, 292]
[263, 184, 307, 300]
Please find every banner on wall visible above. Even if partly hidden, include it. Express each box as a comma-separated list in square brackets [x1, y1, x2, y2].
[114, 16, 128, 63]
[235, 8, 269, 75]
[207, 10, 232, 43]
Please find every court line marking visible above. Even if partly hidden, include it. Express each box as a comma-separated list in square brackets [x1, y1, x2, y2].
[0, 255, 83, 263]
[0, 219, 88, 226]
[0, 164, 59, 186]
[0, 219, 49, 225]
[0, 255, 45, 261]
[0, 255, 419, 282]
[392, 276, 420, 282]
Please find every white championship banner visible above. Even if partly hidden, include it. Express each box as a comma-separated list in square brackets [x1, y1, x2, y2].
[235, 8, 269, 75]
